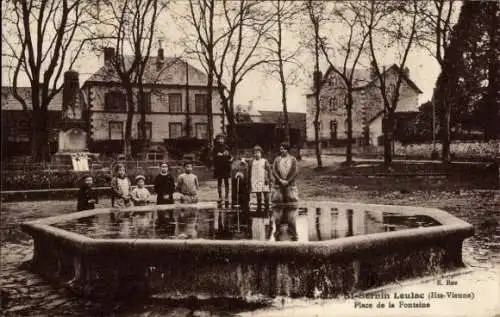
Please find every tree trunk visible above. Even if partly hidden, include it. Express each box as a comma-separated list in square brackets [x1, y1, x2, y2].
[345, 91, 354, 165]
[31, 114, 42, 161]
[207, 71, 214, 147]
[280, 74, 290, 144]
[314, 121, 322, 168]
[442, 98, 451, 163]
[228, 98, 237, 143]
[383, 112, 393, 166]
[124, 89, 135, 158]
[485, 2, 499, 139]
[314, 74, 322, 168]
[30, 103, 50, 162]
[138, 86, 148, 153]
[277, 2, 290, 145]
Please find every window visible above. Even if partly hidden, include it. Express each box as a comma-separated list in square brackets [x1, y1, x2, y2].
[105, 91, 126, 112]
[195, 94, 208, 113]
[18, 120, 30, 137]
[195, 123, 207, 139]
[169, 122, 183, 138]
[330, 120, 337, 141]
[137, 121, 152, 140]
[109, 121, 123, 140]
[137, 91, 151, 113]
[168, 93, 182, 112]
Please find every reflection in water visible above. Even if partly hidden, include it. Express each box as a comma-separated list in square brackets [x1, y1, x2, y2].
[269, 204, 303, 241]
[54, 205, 441, 241]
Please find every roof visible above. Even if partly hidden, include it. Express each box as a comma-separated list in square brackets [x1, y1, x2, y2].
[1, 86, 63, 111]
[84, 56, 214, 87]
[368, 110, 420, 124]
[321, 67, 373, 89]
[308, 64, 423, 95]
[259, 110, 306, 129]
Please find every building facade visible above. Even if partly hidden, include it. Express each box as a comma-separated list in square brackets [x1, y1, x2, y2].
[82, 48, 224, 155]
[305, 65, 422, 147]
[1, 87, 62, 157]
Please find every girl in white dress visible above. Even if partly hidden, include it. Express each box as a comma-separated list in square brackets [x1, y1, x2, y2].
[248, 145, 272, 212]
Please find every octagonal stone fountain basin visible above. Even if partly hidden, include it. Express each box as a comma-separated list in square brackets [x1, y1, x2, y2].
[20, 201, 473, 301]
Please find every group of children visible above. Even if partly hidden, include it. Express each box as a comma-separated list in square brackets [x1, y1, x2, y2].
[213, 133, 274, 212]
[77, 134, 295, 213]
[76, 161, 199, 211]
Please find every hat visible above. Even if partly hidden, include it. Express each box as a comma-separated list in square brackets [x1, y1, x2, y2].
[135, 175, 145, 181]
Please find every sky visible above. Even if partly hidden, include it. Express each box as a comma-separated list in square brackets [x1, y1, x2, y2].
[2, 1, 451, 113]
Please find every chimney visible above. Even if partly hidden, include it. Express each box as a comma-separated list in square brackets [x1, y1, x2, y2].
[248, 100, 253, 110]
[103, 47, 115, 64]
[156, 47, 165, 71]
[403, 67, 409, 77]
[62, 70, 80, 118]
[158, 47, 164, 61]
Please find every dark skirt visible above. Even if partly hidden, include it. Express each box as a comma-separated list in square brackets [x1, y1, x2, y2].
[214, 167, 231, 179]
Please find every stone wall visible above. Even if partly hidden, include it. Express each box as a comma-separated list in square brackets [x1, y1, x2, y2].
[302, 140, 500, 161]
[393, 141, 499, 160]
[21, 202, 473, 301]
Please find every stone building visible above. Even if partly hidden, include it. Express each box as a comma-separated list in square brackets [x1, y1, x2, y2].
[82, 47, 224, 155]
[305, 64, 422, 147]
[1, 87, 62, 157]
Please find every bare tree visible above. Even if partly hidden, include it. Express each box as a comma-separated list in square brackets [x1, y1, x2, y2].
[90, 0, 165, 157]
[317, 1, 369, 165]
[187, 0, 216, 147]
[363, 0, 420, 166]
[263, 0, 302, 144]
[2, 0, 93, 161]
[182, 0, 274, 141]
[305, 0, 325, 168]
[414, 0, 458, 162]
[416, 0, 457, 67]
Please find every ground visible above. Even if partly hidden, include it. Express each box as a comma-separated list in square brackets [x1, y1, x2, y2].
[1, 156, 499, 316]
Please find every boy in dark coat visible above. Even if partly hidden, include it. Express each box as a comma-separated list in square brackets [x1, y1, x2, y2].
[77, 175, 98, 211]
[213, 134, 233, 208]
[231, 158, 250, 213]
[154, 162, 176, 204]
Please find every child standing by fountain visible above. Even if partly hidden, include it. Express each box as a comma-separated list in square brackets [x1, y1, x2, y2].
[154, 162, 176, 204]
[77, 175, 98, 211]
[176, 162, 199, 203]
[131, 175, 151, 206]
[248, 145, 272, 212]
[111, 164, 132, 207]
[213, 133, 233, 208]
[232, 158, 250, 213]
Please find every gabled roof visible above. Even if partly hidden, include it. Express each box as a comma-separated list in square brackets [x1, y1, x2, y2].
[320, 66, 373, 90]
[308, 64, 423, 95]
[1, 86, 63, 111]
[383, 64, 423, 94]
[84, 56, 214, 87]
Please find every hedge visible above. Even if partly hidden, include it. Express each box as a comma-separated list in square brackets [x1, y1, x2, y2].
[1, 166, 212, 191]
